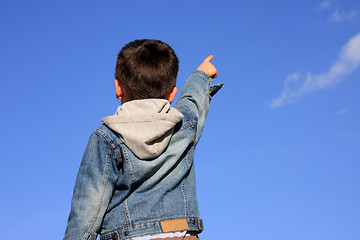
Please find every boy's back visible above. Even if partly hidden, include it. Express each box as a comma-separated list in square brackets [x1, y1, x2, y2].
[64, 40, 222, 240]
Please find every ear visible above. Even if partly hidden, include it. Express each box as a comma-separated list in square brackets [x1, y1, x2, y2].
[114, 79, 125, 100]
[166, 86, 177, 103]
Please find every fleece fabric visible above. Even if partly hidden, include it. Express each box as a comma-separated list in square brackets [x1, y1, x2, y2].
[101, 99, 184, 159]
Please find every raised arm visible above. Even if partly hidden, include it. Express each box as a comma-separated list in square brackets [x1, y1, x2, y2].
[175, 56, 223, 145]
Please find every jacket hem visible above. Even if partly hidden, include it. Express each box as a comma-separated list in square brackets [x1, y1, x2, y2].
[100, 217, 203, 240]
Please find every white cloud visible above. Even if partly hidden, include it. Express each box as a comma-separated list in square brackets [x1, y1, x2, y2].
[336, 107, 348, 115]
[328, 7, 358, 22]
[320, 1, 332, 9]
[271, 32, 360, 108]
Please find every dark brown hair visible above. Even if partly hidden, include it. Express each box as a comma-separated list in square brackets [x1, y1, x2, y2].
[115, 39, 179, 100]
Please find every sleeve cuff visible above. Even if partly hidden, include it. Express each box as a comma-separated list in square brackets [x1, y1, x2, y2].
[210, 83, 224, 97]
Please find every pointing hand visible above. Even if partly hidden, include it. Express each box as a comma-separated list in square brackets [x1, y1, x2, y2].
[196, 55, 218, 79]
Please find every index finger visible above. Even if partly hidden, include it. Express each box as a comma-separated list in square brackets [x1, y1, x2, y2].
[204, 55, 213, 62]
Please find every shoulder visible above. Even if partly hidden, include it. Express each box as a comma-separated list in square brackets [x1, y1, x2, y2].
[89, 124, 123, 150]
[174, 106, 198, 134]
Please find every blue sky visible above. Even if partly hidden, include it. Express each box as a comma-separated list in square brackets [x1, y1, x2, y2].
[1, 1, 359, 239]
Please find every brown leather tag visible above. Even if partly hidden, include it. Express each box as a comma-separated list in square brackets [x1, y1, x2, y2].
[161, 218, 189, 233]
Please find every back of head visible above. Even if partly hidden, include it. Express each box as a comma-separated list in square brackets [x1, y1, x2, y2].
[115, 39, 179, 100]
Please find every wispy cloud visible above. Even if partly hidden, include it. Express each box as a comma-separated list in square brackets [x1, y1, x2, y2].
[328, 7, 358, 22]
[336, 107, 348, 115]
[271, 32, 360, 108]
[320, 1, 332, 9]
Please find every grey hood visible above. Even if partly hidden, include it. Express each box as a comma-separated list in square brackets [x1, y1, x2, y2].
[101, 99, 184, 159]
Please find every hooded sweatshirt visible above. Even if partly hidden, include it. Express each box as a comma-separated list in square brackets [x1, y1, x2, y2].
[101, 99, 184, 160]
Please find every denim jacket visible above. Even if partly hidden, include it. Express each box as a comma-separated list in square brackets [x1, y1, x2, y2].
[64, 70, 223, 240]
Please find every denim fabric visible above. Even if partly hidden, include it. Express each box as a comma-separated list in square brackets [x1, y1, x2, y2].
[64, 70, 223, 240]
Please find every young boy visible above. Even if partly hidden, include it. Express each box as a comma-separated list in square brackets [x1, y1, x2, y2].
[64, 39, 223, 240]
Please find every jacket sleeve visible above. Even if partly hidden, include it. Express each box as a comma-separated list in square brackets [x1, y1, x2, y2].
[175, 70, 223, 145]
[64, 130, 120, 240]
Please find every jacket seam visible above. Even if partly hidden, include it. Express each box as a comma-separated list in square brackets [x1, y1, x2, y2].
[100, 216, 202, 236]
[95, 128, 118, 150]
[123, 199, 132, 227]
[81, 131, 114, 240]
[97, 127, 124, 172]
[175, 106, 197, 130]
[96, 127, 134, 227]
[181, 180, 189, 216]
[120, 143, 135, 183]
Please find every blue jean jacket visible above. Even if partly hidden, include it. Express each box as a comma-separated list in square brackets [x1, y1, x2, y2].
[64, 70, 223, 240]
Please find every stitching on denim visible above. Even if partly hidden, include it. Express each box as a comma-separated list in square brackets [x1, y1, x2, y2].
[97, 128, 128, 179]
[82, 227, 92, 240]
[96, 129, 118, 149]
[185, 151, 191, 167]
[100, 217, 202, 237]
[113, 147, 123, 170]
[181, 180, 189, 216]
[176, 106, 197, 130]
[188, 74, 211, 145]
[82, 131, 113, 240]
[120, 143, 135, 184]
[94, 148, 112, 237]
[100, 231, 119, 240]
[97, 127, 135, 230]
[123, 199, 132, 226]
